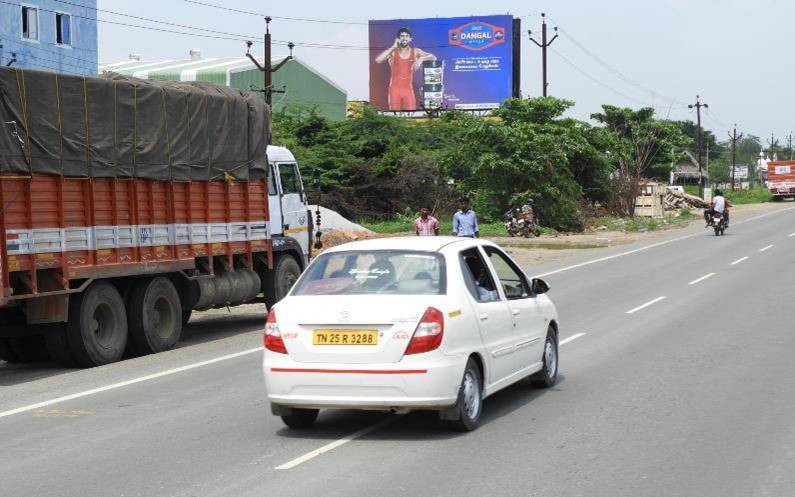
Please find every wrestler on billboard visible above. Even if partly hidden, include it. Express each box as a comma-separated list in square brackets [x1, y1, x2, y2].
[374, 27, 436, 111]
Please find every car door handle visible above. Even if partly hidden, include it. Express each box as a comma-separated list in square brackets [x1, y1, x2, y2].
[479, 313, 489, 321]
[512, 309, 520, 316]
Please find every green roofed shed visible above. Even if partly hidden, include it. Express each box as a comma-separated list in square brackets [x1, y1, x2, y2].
[100, 56, 347, 121]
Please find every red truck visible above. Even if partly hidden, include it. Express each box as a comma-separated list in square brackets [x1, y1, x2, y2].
[0, 68, 311, 367]
[767, 160, 795, 201]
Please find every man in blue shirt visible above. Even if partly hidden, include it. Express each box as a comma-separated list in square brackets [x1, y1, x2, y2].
[452, 198, 479, 238]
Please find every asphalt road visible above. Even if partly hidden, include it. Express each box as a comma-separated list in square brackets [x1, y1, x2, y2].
[1, 205, 794, 497]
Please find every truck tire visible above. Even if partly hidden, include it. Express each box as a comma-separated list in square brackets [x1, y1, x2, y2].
[128, 277, 182, 355]
[263, 255, 302, 308]
[8, 336, 51, 362]
[44, 326, 79, 367]
[66, 281, 128, 367]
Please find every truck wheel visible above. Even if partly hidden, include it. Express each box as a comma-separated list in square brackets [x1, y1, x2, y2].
[0, 338, 19, 362]
[66, 281, 128, 367]
[8, 336, 51, 362]
[128, 277, 182, 355]
[263, 255, 302, 308]
[44, 326, 78, 367]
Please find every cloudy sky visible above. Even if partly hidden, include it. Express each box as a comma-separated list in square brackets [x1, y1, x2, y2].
[99, 0, 792, 142]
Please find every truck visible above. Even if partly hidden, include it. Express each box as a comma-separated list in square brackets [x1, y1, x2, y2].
[767, 160, 795, 201]
[0, 67, 313, 367]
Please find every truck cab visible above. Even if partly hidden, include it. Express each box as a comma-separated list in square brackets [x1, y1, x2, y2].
[267, 145, 312, 266]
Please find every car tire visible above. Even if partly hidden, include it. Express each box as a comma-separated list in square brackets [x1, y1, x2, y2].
[66, 281, 128, 367]
[128, 277, 183, 355]
[280, 408, 319, 429]
[443, 357, 483, 432]
[531, 328, 558, 388]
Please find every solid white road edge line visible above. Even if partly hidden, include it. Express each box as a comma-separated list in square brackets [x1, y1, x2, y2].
[626, 296, 667, 314]
[533, 205, 795, 278]
[559, 333, 586, 346]
[0, 347, 264, 419]
[275, 331, 589, 470]
[759, 244, 774, 252]
[688, 273, 716, 285]
[730, 256, 749, 265]
[275, 417, 395, 470]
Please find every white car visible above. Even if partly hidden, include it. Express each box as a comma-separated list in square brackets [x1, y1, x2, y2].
[262, 236, 559, 431]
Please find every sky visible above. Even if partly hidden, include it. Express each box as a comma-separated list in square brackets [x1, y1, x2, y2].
[98, 0, 794, 144]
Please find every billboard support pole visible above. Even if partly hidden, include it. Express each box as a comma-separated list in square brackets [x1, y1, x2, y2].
[729, 125, 742, 192]
[528, 13, 558, 97]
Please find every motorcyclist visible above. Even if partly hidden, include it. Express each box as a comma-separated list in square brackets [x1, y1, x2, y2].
[704, 189, 730, 227]
[520, 198, 535, 223]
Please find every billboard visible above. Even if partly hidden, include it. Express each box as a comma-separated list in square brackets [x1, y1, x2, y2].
[369, 15, 518, 112]
[732, 165, 748, 179]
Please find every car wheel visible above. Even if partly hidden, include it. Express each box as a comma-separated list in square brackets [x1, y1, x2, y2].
[443, 357, 483, 431]
[280, 408, 319, 429]
[531, 328, 558, 388]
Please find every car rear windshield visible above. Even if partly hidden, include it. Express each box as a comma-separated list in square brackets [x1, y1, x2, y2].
[292, 250, 446, 296]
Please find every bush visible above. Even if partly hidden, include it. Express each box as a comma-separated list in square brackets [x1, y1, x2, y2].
[725, 187, 772, 205]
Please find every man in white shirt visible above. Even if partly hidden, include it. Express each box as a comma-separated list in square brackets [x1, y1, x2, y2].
[704, 189, 730, 227]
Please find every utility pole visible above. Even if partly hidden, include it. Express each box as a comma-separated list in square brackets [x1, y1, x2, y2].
[528, 13, 558, 97]
[245, 18, 294, 140]
[787, 132, 793, 160]
[688, 95, 708, 198]
[728, 125, 743, 192]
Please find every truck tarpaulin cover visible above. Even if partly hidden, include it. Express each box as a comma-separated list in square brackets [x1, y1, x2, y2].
[0, 67, 269, 181]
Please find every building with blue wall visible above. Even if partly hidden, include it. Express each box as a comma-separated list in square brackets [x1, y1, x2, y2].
[0, 0, 97, 75]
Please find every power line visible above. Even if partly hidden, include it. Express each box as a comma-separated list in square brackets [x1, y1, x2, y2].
[547, 18, 688, 108]
[550, 46, 678, 118]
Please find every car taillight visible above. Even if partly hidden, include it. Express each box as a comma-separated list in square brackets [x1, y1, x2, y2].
[405, 307, 444, 355]
[264, 308, 287, 354]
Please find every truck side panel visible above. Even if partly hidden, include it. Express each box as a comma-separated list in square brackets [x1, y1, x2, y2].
[767, 160, 795, 196]
[1, 175, 271, 303]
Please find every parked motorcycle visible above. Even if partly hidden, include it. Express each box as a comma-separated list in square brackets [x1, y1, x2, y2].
[504, 207, 541, 238]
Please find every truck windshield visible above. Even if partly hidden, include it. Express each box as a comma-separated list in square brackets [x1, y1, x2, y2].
[292, 250, 446, 296]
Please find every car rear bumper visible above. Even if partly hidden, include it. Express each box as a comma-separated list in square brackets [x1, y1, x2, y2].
[263, 351, 465, 410]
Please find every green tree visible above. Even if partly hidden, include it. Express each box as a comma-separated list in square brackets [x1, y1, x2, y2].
[591, 106, 690, 216]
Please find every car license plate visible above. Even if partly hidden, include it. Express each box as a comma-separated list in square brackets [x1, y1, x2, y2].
[313, 330, 378, 345]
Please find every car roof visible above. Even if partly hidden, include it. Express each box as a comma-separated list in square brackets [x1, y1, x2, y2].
[322, 236, 497, 255]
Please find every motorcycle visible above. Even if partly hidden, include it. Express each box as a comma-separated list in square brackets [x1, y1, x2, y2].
[504, 207, 541, 238]
[710, 211, 728, 236]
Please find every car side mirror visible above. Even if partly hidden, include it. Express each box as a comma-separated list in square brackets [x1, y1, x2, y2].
[531, 278, 550, 295]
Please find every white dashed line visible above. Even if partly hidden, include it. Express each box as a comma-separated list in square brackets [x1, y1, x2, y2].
[626, 296, 667, 314]
[789, 232, 795, 237]
[0, 347, 264, 419]
[689, 273, 716, 286]
[560, 333, 586, 346]
[759, 244, 774, 252]
[730, 256, 749, 266]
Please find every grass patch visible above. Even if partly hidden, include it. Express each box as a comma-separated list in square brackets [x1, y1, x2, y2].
[585, 208, 695, 233]
[724, 187, 772, 205]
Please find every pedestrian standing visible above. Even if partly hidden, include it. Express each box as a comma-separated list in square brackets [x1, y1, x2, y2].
[413, 207, 440, 236]
[452, 198, 479, 238]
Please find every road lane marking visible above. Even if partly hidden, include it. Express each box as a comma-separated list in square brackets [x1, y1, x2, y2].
[626, 296, 667, 314]
[789, 232, 795, 237]
[730, 256, 749, 265]
[689, 273, 716, 285]
[759, 244, 774, 252]
[0, 347, 264, 420]
[559, 333, 586, 346]
[275, 417, 395, 470]
[533, 206, 795, 278]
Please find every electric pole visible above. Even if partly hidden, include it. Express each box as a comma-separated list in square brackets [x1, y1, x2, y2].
[528, 13, 558, 97]
[688, 95, 708, 198]
[245, 18, 294, 140]
[728, 125, 743, 192]
[787, 132, 793, 160]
